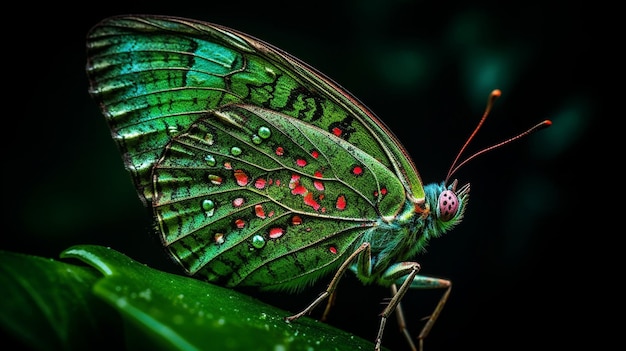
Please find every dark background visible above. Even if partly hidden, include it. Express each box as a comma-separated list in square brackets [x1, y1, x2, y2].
[4, 1, 601, 350]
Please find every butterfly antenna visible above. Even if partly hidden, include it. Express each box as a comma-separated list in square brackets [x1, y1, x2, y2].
[445, 89, 552, 184]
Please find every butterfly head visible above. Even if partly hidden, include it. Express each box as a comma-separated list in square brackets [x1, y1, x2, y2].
[437, 179, 469, 222]
[419, 180, 469, 239]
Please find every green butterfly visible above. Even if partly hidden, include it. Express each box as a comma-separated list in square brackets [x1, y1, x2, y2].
[86, 15, 550, 351]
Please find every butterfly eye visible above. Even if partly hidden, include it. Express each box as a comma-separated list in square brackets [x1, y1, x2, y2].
[438, 190, 459, 222]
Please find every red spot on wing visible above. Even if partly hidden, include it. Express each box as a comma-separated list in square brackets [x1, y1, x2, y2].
[234, 169, 249, 186]
[303, 192, 320, 210]
[255, 204, 266, 218]
[289, 174, 300, 189]
[291, 215, 302, 225]
[314, 180, 324, 191]
[331, 127, 342, 137]
[269, 227, 284, 239]
[254, 178, 267, 189]
[292, 184, 307, 195]
[235, 218, 245, 228]
[232, 197, 245, 207]
[336, 195, 346, 210]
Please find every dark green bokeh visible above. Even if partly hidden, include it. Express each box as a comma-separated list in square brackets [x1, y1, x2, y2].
[5, 1, 597, 350]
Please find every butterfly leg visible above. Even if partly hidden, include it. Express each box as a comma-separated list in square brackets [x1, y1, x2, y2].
[391, 275, 452, 351]
[285, 242, 371, 322]
[375, 262, 421, 351]
[390, 285, 418, 351]
[321, 287, 337, 322]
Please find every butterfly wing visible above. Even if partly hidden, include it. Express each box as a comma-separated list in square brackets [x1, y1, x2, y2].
[86, 15, 425, 291]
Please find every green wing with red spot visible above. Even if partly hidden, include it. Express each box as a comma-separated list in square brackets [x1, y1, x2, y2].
[86, 15, 424, 291]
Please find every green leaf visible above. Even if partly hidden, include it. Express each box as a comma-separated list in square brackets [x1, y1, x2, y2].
[0, 249, 121, 350]
[1, 245, 382, 351]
